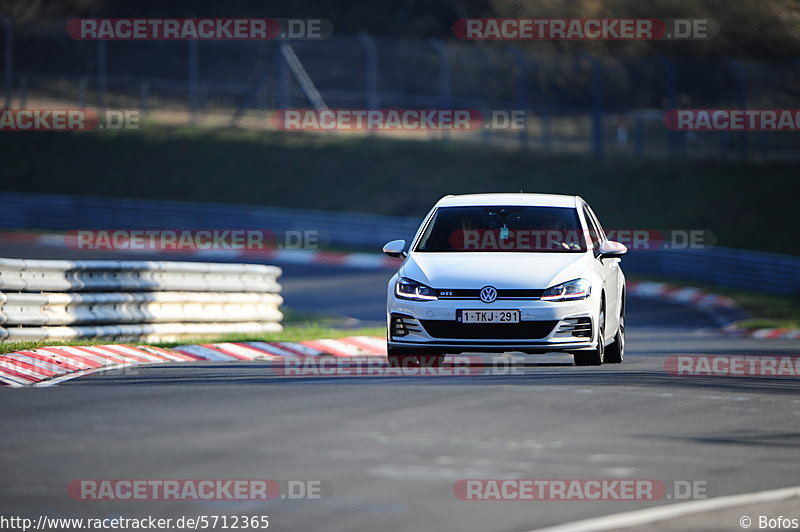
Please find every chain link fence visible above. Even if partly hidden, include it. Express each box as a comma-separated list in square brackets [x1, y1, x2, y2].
[4, 18, 800, 160]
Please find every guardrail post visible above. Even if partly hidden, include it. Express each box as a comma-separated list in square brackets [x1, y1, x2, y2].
[3, 17, 12, 109]
[356, 32, 379, 110]
[96, 39, 107, 109]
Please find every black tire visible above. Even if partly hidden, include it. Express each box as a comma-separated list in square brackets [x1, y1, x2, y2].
[417, 355, 445, 368]
[605, 305, 625, 364]
[574, 305, 605, 366]
[386, 346, 443, 368]
[387, 346, 419, 368]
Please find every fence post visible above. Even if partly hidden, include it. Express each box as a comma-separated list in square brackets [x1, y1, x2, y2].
[581, 53, 604, 159]
[539, 56, 551, 149]
[188, 39, 199, 122]
[429, 39, 451, 108]
[139, 81, 150, 117]
[78, 77, 87, 108]
[728, 58, 748, 160]
[18, 73, 27, 108]
[657, 55, 677, 157]
[3, 17, 12, 109]
[509, 47, 528, 148]
[634, 116, 644, 156]
[257, 79, 268, 117]
[96, 40, 107, 109]
[275, 48, 289, 109]
[356, 32, 379, 110]
[429, 39, 451, 140]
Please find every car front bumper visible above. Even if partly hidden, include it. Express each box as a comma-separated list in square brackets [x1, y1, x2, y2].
[387, 296, 599, 354]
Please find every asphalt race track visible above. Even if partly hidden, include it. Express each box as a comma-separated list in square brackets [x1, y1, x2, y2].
[1, 244, 799, 531]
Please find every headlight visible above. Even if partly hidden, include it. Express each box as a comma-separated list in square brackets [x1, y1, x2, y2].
[541, 278, 591, 301]
[395, 277, 438, 301]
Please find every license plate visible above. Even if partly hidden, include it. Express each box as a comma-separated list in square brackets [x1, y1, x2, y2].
[458, 310, 520, 323]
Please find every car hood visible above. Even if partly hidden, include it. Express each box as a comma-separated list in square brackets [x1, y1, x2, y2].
[401, 252, 592, 289]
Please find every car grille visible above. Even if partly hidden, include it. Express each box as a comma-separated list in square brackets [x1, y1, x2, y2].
[435, 289, 544, 300]
[419, 320, 558, 340]
[390, 313, 423, 337]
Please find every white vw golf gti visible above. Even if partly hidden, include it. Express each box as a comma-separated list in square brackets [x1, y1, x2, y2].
[383, 193, 627, 367]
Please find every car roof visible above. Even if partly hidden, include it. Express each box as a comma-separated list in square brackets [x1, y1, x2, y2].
[434, 193, 581, 208]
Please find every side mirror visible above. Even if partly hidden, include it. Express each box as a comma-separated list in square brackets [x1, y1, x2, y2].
[382, 239, 407, 259]
[599, 240, 627, 259]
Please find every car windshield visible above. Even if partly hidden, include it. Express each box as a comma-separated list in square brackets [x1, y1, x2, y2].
[415, 205, 587, 253]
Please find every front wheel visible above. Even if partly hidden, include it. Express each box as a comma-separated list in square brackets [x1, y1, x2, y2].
[574, 306, 605, 366]
[604, 311, 624, 364]
[387, 346, 419, 368]
[387, 346, 444, 368]
[417, 355, 445, 368]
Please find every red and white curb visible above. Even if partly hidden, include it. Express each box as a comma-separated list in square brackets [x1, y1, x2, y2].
[626, 280, 799, 340]
[0, 336, 387, 387]
[626, 280, 737, 310]
[721, 324, 800, 341]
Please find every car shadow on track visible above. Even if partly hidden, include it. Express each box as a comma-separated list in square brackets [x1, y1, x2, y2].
[68, 361, 800, 399]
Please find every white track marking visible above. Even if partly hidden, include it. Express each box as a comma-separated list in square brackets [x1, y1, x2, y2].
[530, 485, 800, 532]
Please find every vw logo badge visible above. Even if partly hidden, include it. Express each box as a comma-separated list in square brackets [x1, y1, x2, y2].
[480, 286, 498, 303]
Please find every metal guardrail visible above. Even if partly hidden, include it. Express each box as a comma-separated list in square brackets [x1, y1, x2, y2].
[620, 247, 800, 298]
[0, 292, 283, 325]
[0, 258, 283, 341]
[1, 191, 799, 297]
[0, 257, 282, 292]
[0, 191, 421, 250]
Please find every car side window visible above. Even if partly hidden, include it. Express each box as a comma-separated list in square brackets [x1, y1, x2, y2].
[586, 206, 607, 241]
[583, 206, 601, 254]
[414, 209, 439, 251]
